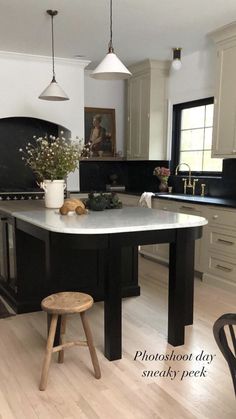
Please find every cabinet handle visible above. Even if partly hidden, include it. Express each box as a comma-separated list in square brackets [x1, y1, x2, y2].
[213, 215, 218, 219]
[215, 264, 232, 272]
[162, 207, 167, 210]
[217, 238, 234, 245]
[180, 205, 195, 211]
[0, 217, 7, 221]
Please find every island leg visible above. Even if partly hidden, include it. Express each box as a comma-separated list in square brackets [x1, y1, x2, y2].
[104, 245, 122, 361]
[168, 229, 195, 346]
[183, 239, 195, 326]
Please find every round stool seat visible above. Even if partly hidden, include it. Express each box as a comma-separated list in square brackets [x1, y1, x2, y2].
[41, 292, 94, 315]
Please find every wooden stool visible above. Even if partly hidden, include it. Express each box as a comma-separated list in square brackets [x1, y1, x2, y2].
[39, 291, 101, 391]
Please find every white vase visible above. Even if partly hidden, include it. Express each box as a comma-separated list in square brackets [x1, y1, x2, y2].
[41, 179, 66, 208]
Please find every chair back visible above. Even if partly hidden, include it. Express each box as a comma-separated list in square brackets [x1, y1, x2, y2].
[213, 313, 236, 396]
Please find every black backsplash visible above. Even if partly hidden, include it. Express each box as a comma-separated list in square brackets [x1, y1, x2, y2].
[80, 158, 236, 198]
[169, 158, 236, 198]
[79, 160, 169, 193]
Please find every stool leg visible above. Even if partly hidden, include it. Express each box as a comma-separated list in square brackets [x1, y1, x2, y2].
[39, 314, 58, 391]
[58, 315, 67, 364]
[80, 312, 101, 379]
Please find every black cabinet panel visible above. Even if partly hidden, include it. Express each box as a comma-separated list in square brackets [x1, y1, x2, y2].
[0, 214, 17, 295]
[0, 217, 140, 313]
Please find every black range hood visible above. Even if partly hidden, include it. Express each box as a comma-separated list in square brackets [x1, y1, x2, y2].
[0, 116, 70, 200]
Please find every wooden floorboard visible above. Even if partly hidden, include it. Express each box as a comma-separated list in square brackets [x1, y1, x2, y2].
[0, 257, 235, 419]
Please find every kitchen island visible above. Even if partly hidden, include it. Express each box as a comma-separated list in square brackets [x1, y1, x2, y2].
[0, 201, 207, 360]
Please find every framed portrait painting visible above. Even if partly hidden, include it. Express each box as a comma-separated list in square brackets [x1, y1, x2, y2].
[84, 107, 116, 157]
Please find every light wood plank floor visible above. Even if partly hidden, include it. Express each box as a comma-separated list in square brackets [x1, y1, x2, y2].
[0, 257, 235, 419]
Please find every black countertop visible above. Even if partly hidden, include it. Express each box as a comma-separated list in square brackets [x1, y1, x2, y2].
[118, 191, 236, 208]
[155, 193, 236, 208]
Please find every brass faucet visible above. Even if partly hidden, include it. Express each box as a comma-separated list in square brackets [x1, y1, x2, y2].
[175, 163, 199, 195]
[175, 163, 192, 187]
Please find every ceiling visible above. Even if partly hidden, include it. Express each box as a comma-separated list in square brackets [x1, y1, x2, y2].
[0, 0, 236, 67]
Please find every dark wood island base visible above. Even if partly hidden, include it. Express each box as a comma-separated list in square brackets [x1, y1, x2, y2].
[0, 218, 140, 314]
[0, 204, 206, 361]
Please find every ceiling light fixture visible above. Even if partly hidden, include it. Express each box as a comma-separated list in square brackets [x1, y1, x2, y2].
[172, 47, 182, 71]
[90, 0, 131, 80]
[39, 10, 69, 101]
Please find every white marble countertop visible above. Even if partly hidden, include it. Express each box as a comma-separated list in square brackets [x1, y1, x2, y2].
[0, 200, 207, 234]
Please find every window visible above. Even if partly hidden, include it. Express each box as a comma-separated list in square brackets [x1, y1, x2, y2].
[172, 98, 222, 174]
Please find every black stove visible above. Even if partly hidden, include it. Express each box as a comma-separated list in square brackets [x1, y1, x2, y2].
[0, 190, 44, 201]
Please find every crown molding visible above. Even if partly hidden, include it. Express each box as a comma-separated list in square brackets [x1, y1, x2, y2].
[128, 59, 170, 77]
[0, 50, 90, 68]
[208, 21, 236, 45]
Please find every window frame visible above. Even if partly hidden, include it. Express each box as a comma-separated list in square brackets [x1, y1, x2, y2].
[171, 97, 222, 176]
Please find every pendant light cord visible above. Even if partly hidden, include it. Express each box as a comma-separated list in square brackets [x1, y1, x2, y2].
[51, 13, 56, 80]
[108, 0, 114, 52]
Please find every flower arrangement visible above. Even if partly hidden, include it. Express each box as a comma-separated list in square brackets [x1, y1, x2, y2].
[153, 166, 170, 183]
[78, 139, 92, 158]
[19, 132, 88, 181]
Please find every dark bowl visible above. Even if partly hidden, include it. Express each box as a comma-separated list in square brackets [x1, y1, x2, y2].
[89, 198, 107, 211]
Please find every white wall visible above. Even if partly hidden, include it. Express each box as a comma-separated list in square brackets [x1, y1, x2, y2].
[166, 44, 216, 158]
[168, 45, 216, 104]
[0, 51, 89, 190]
[84, 47, 217, 159]
[84, 70, 125, 154]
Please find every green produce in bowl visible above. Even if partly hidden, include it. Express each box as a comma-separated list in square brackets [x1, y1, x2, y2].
[86, 192, 122, 211]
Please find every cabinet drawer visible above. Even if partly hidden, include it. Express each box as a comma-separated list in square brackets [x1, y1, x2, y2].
[208, 207, 236, 228]
[177, 203, 202, 216]
[153, 200, 177, 212]
[118, 194, 139, 207]
[207, 227, 236, 256]
[207, 253, 236, 283]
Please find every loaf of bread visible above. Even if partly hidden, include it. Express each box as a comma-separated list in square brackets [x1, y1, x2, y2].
[63, 198, 85, 211]
[75, 206, 87, 215]
[60, 198, 86, 215]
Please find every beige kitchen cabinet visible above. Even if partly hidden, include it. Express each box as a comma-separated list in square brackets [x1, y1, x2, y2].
[118, 193, 236, 291]
[140, 199, 206, 272]
[118, 193, 140, 207]
[176, 202, 205, 272]
[202, 206, 236, 291]
[139, 199, 178, 262]
[150, 199, 236, 291]
[126, 59, 169, 160]
[210, 22, 236, 157]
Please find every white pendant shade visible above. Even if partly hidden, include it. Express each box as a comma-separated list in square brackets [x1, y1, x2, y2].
[39, 79, 69, 101]
[91, 52, 131, 80]
[38, 10, 69, 101]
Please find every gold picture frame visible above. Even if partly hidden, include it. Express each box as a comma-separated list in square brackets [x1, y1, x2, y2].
[84, 107, 116, 157]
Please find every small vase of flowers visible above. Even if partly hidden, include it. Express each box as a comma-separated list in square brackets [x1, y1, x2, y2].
[153, 166, 170, 192]
[19, 132, 84, 208]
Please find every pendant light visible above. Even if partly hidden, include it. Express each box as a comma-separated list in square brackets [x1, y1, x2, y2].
[39, 10, 69, 101]
[171, 47, 182, 71]
[91, 0, 131, 80]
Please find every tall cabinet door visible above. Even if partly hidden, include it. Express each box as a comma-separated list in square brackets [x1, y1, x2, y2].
[139, 74, 150, 159]
[128, 77, 140, 159]
[127, 75, 150, 159]
[212, 44, 236, 157]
